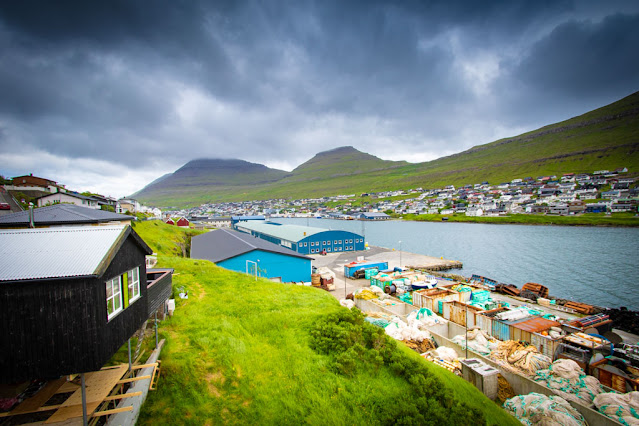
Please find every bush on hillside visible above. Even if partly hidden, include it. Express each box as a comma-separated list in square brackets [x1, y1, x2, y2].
[309, 308, 486, 425]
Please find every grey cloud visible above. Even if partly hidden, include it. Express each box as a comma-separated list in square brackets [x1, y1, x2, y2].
[516, 13, 639, 96]
[0, 0, 638, 190]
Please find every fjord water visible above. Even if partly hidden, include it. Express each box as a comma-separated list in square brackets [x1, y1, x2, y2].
[272, 218, 639, 309]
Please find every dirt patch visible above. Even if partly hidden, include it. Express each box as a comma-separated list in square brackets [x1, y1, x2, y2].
[190, 281, 207, 300]
[205, 372, 225, 397]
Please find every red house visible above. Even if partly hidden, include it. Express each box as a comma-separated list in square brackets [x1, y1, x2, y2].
[176, 217, 190, 227]
[165, 218, 175, 225]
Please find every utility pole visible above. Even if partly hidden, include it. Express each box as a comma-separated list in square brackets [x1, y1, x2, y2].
[465, 304, 469, 359]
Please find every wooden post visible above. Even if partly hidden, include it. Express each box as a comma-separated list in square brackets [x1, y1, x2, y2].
[81, 373, 88, 426]
[155, 312, 158, 349]
[128, 338, 132, 372]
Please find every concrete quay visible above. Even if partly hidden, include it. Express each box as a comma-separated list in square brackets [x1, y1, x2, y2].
[311, 245, 462, 300]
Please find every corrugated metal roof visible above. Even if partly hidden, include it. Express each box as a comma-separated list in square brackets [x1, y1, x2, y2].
[0, 203, 134, 227]
[234, 221, 330, 243]
[509, 317, 560, 333]
[191, 228, 311, 263]
[0, 225, 128, 281]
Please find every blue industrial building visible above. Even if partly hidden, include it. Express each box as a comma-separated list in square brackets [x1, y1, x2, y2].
[234, 221, 365, 255]
[231, 215, 265, 226]
[191, 228, 312, 282]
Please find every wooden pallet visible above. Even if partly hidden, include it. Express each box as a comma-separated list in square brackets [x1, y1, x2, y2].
[564, 301, 595, 315]
[522, 282, 549, 298]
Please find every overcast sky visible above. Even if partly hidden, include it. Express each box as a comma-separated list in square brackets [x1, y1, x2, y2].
[1, 0, 638, 198]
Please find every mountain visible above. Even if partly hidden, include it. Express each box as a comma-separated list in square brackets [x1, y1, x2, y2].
[133, 91, 639, 208]
[130, 159, 290, 206]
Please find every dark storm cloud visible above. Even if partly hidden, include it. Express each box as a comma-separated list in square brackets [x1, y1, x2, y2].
[0, 0, 638, 196]
[517, 13, 639, 95]
[495, 11, 639, 127]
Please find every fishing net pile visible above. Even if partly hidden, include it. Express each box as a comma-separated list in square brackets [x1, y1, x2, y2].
[503, 393, 587, 426]
[489, 341, 551, 376]
[353, 286, 383, 300]
[594, 391, 639, 425]
[404, 339, 436, 353]
[451, 328, 500, 356]
[533, 359, 604, 405]
[497, 374, 516, 402]
[384, 317, 431, 342]
[363, 310, 395, 328]
[422, 346, 462, 375]
[407, 308, 448, 327]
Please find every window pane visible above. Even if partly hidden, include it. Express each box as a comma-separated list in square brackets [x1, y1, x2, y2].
[106, 281, 113, 298]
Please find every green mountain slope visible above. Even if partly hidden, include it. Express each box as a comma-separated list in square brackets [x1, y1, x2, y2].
[285, 146, 407, 182]
[131, 159, 291, 206]
[133, 91, 639, 208]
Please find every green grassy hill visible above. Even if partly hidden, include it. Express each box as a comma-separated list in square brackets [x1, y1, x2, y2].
[133, 91, 639, 208]
[132, 221, 517, 424]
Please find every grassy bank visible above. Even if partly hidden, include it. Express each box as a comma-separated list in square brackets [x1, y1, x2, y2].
[131, 220, 205, 256]
[401, 212, 639, 227]
[132, 222, 517, 424]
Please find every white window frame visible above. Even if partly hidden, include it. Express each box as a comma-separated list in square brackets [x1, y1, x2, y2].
[106, 276, 123, 321]
[128, 267, 141, 304]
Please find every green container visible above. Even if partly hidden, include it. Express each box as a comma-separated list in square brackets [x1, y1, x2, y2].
[365, 268, 379, 280]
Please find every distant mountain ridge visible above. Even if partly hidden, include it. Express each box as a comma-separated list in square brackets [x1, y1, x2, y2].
[132, 91, 639, 208]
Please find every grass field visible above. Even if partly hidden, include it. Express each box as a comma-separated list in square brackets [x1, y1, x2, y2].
[130, 221, 518, 424]
[401, 212, 639, 227]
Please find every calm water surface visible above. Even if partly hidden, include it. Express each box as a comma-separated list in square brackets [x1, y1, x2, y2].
[272, 218, 639, 309]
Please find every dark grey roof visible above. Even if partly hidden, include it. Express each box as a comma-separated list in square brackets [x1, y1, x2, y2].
[0, 225, 152, 281]
[0, 203, 135, 227]
[37, 191, 96, 202]
[191, 228, 312, 263]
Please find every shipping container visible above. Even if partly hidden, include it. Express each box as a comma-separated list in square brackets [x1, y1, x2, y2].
[492, 319, 512, 342]
[531, 332, 563, 360]
[441, 283, 481, 303]
[442, 300, 484, 327]
[344, 261, 389, 278]
[413, 288, 459, 313]
[509, 317, 560, 344]
[476, 307, 510, 337]
[364, 268, 379, 280]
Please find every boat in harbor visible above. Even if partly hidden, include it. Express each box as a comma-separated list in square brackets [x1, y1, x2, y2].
[411, 275, 439, 290]
[469, 274, 498, 291]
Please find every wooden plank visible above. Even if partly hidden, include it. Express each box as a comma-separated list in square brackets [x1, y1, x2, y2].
[117, 375, 151, 384]
[45, 365, 129, 424]
[131, 363, 158, 370]
[0, 404, 62, 418]
[100, 364, 126, 370]
[55, 381, 81, 394]
[10, 378, 66, 415]
[149, 365, 160, 391]
[103, 391, 143, 401]
[91, 406, 134, 417]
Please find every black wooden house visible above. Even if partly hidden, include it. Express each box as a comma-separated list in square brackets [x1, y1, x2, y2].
[0, 225, 154, 383]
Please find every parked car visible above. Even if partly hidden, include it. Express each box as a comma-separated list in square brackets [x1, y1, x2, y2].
[0, 203, 10, 210]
